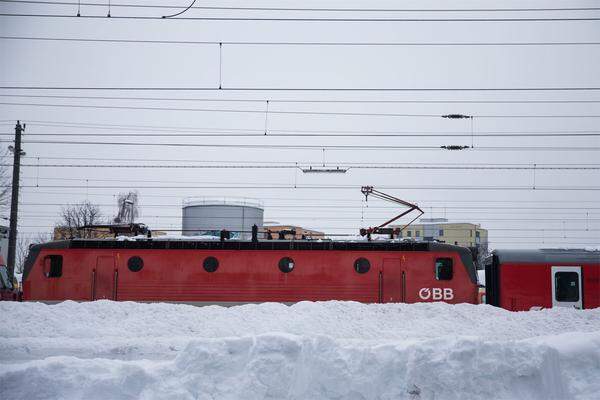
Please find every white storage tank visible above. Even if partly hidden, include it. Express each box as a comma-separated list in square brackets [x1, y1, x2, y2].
[182, 197, 264, 240]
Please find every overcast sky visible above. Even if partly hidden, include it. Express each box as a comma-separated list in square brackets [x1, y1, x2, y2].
[1, 0, 599, 249]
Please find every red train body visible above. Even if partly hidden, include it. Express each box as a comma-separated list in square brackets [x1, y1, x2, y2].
[22, 239, 479, 305]
[485, 249, 600, 311]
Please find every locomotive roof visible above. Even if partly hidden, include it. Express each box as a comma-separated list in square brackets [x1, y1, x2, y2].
[39, 238, 466, 253]
[493, 248, 600, 264]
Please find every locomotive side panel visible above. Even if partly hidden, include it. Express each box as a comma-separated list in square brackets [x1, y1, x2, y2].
[116, 250, 380, 303]
[23, 244, 478, 305]
[23, 249, 97, 302]
[402, 251, 478, 304]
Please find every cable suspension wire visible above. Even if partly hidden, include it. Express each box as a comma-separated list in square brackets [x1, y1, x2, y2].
[10, 140, 600, 151]
[5, 131, 600, 138]
[3, 85, 600, 91]
[14, 215, 600, 222]
[3, 13, 600, 22]
[18, 189, 600, 204]
[4, 101, 600, 118]
[14, 204, 600, 211]
[16, 174, 600, 185]
[7, 184, 600, 191]
[3, 94, 600, 104]
[19, 155, 600, 167]
[8, 163, 600, 170]
[3, 0, 600, 13]
[5, 132, 600, 139]
[3, 35, 600, 46]
[12, 120, 600, 136]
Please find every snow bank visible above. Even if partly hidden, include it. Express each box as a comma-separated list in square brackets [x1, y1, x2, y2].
[1, 301, 599, 399]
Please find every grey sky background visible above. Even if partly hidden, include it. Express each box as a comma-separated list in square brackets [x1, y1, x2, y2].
[1, 0, 599, 249]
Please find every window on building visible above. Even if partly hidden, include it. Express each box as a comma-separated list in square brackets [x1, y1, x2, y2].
[44, 255, 63, 278]
[439, 229, 444, 237]
[475, 231, 481, 238]
[416, 231, 421, 237]
[354, 258, 371, 274]
[555, 272, 579, 302]
[127, 256, 144, 272]
[407, 231, 412, 237]
[279, 257, 295, 273]
[435, 258, 453, 280]
[203, 256, 219, 273]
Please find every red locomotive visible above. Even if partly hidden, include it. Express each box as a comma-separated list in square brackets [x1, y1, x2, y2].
[484, 249, 600, 311]
[21, 239, 479, 304]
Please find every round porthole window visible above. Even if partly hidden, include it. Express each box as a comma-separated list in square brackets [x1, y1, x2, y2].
[203, 256, 219, 273]
[128, 256, 144, 272]
[354, 258, 370, 274]
[279, 257, 295, 273]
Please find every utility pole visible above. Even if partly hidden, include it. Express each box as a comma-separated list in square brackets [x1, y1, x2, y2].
[7, 121, 25, 280]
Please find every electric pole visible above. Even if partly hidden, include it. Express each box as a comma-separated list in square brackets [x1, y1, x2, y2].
[7, 121, 25, 280]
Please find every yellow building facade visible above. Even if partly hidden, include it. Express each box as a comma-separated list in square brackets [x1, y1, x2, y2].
[394, 219, 488, 250]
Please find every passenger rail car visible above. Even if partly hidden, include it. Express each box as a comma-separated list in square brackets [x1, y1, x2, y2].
[22, 239, 479, 305]
[485, 249, 600, 311]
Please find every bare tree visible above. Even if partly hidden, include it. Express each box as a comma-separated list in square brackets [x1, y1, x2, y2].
[15, 232, 51, 274]
[56, 201, 104, 239]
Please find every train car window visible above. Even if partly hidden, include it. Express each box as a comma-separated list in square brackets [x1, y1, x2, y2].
[279, 257, 295, 273]
[44, 255, 63, 278]
[354, 258, 371, 274]
[128, 256, 144, 272]
[555, 272, 580, 302]
[435, 258, 453, 280]
[203, 256, 219, 273]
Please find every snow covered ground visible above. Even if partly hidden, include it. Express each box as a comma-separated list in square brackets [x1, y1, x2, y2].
[1, 301, 599, 400]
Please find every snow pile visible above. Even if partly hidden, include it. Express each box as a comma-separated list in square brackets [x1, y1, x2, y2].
[1, 301, 599, 400]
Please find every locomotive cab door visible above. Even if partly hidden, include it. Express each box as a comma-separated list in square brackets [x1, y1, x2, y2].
[381, 259, 404, 303]
[93, 256, 117, 300]
[551, 266, 582, 309]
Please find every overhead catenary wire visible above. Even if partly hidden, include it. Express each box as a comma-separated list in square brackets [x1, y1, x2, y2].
[8, 139, 600, 152]
[16, 155, 600, 167]
[15, 174, 600, 186]
[3, 85, 600, 91]
[3, 35, 600, 46]
[14, 203, 600, 211]
[4, 101, 600, 119]
[5, 131, 600, 138]
[3, 12, 600, 22]
[13, 214, 600, 222]
[3, 0, 600, 13]
[9, 120, 600, 137]
[6, 184, 600, 191]
[17, 190, 600, 205]
[7, 163, 600, 170]
[3, 94, 600, 104]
